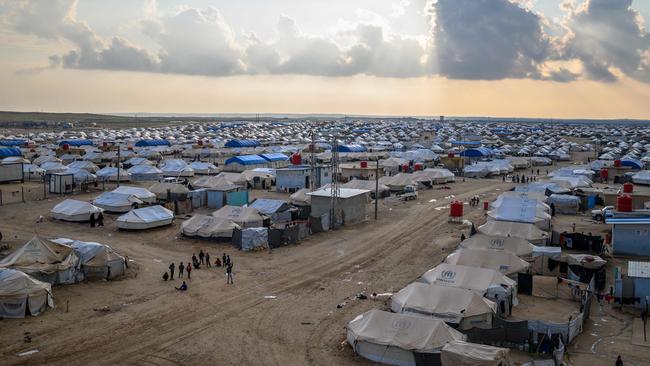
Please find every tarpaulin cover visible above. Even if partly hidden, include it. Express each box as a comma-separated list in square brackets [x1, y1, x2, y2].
[0, 269, 53, 318]
[444, 248, 531, 275]
[239, 227, 268, 251]
[249, 198, 290, 214]
[112, 186, 157, 203]
[460, 234, 536, 258]
[347, 309, 466, 352]
[441, 341, 511, 366]
[420, 264, 516, 293]
[51, 199, 103, 221]
[181, 214, 239, 238]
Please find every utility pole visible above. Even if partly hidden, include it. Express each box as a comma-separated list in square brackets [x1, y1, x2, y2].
[116, 145, 121, 187]
[330, 139, 340, 229]
[310, 129, 316, 191]
[374, 158, 379, 220]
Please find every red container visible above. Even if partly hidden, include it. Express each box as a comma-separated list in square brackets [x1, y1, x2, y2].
[623, 182, 634, 193]
[450, 201, 464, 217]
[414, 163, 424, 171]
[617, 194, 633, 212]
[62, 144, 69, 150]
[483, 201, 489, 210]
[614, 159, 621, 167]
[360, 161, 368, 168]
[600, 168, 609, 181]
[291, 153, 301, 165]
[448, 152, 455, 158]
[402, 164, 410, 172]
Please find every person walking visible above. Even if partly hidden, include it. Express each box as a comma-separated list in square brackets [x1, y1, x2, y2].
[178, 262, 185, 278]
[90, 213, 96, 228]
[615, 355, 623, 366]
[97, 212, 104, 227]
[205, 252, 211, 267]
[199, 250, 205, 265]
[222, 253, 227, 268]
[226, 255, 231, 267]
[226, 262, 234, 284]
[169, 262, 175, 280]
[186, 262, 192, 280]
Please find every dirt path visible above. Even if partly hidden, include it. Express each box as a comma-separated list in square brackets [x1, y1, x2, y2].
[0, 180, 506, 365]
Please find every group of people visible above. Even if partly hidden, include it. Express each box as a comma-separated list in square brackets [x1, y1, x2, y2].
[510, 174, 537, 184]
[89, 212, 104, 227]
[469, 195, 481, 207]
[162, 250, 235, 290]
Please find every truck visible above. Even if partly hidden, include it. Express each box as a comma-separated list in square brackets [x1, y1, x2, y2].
[591, 206, 614, 221]
[398, 185, 418, 201]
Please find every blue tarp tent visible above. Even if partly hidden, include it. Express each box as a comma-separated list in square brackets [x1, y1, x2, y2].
[621, 158, 643, 170]
[59, 139, 93, 147]
[0, 140, 26, 147]
[460, 147, 493, 158]
[259, 153, 289, 162]
[0, 147, 22, 158]
[225, 155, 267, 166]
[225, 139, 260, 148]
[451, 141, 481, 146]
[135, 139, 170, 147]
[249, 198, 290, 214]
[337, 144, 366, 153]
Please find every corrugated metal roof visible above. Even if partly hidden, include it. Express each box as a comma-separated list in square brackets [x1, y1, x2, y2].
[606, 217, 650, 225]
[307, 188, 370, 199]
[628, 261, 650, 278]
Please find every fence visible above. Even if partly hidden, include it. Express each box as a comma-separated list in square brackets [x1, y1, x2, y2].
[0, 175, 121, 206]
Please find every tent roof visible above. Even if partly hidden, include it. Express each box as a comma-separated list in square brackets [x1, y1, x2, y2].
[460, 234, 536, 257]
[441, 341, 511, 366]
[249, 198, 290, 214]
[337, 144, 367, 153]
[0, 268, 52, 298]
[420, 263, 516, 291]
[59, 139, 93, 147]
[135, 139, 170, 147]
[0, 236, 77, 274]
[259, 153, 289, 162]
[392, 283, 496, 320]
[347, 309, 466, 352]
[225, 155, 267, 165]
[444, 248, 531, 275]
[478, 220, 548, 242]
[117, 205, 173, 224]
[225, 139, 260, 148]
[51, 199, 102, 216]
[0, 147, 22, 158]
[307, 187, 370, 199]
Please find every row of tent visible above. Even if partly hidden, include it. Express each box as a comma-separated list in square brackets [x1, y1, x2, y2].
[0, 236, 126, 318]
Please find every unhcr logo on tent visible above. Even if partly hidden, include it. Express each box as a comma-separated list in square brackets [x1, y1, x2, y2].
[391, 318, 412, 332]
[439, 270, 456, 281]
[489, 239, 505, 249]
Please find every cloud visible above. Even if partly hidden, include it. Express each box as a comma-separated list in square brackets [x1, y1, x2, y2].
[432, 0, 552, 80]
[3, 0, 650, 84]
[561, 0, 650, 82]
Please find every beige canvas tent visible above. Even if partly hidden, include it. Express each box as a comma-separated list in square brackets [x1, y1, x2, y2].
[391, 283, 497, 330]
[289, 188, 311, 206]
[52, 238, 126, 280]
[181, 214, 240, 239]
[459, 234, 536, 259]
[347, 309, 466, 366]
[149, 182, 189, 200]
[0, 269, 53, 318]
[441, 341, 511, 366]
[478, 221, 549, 245]
[444, 248, 531, 276]
[212, 205, 264, 228]
[0, 236, 80, 285]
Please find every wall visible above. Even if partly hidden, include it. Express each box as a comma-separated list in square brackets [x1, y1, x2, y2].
[276, 169, 308, 192]
[633, 277, 650, 309]
[613, 224, 650, 256]
[339, 194, 368, 225]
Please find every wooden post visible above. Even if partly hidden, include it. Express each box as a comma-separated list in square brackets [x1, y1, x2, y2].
[21, 186, 25, 203]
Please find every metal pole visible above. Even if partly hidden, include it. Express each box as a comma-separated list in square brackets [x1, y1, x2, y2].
[375, 159, 379, 220]
[117, 145, 121, 187]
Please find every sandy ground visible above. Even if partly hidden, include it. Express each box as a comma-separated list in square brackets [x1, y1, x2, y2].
[0, 164, 648, 365]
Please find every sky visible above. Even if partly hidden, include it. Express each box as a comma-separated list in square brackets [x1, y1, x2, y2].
[0, 0, 649, 119]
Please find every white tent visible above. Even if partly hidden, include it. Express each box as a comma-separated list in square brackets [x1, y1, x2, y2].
[116, 205, 174, 230]
[160, 159, 194, 177]
[111, 186, 157, 204]
[632, 170, 650, 185]
[391, 283, 496, 330]
[444, 248, 531, 275]
[96, 167, 130, 182]
[422, 168, 456, 183]
[180, 214, 240, 239]
[478, 221, 549, 245]
[212, 205, 264, 228]
[0, 269, 53, 318]
[189, 161, 218, 174]
[93, 192, 143, 213]
[347, 309, 466, 366]
[67, 160, 99, 173]
[128, 164, 163, 181]
[0, 236, 80, 285]
[441, 341, 511, 366]
[51, 199, 103, 222]
[52, 238, 126, 280]
[148, 182, 189, 200]
[459, 234, 536, 258]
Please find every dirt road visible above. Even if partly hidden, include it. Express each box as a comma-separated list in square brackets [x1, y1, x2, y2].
[0, 179, 509, 365]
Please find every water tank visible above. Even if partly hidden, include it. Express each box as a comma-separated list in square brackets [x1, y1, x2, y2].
[360, 161, 368, 168]
[617, 194, 633, 212]
[614, 159, 621, 167]
[62, 144, 69, 150]
[291, 153, 301, 165]
[600, 168, 608, 181]
[450, 201, 464, 217]
[402, 164, 410, 172]
[623, 183, 634, 193]
[483, 201, 489, 210]
[448, 152, 455, 158]
[414, 163, 424, 171]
